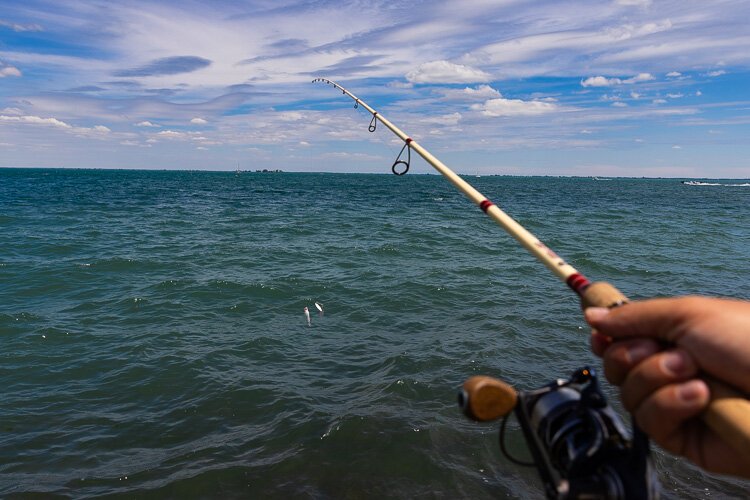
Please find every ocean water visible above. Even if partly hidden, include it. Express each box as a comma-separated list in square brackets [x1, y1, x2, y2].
[1, 168, 749, 498]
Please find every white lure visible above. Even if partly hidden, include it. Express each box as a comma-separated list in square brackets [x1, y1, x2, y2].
[304, 306, 311, 327]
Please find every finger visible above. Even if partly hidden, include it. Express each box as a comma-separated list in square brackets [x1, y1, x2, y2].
[584, 298, 693, 342]
[600, 337, 661, 385]
[633, 379, 709, 455]
[590, 330, 611, 358]
[619, 348, 698, 412]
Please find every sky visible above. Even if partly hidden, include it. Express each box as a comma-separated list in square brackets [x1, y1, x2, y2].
[1, 0, 749, 177]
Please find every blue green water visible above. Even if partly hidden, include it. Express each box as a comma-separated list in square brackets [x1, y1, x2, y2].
[1, 168, 749, 498]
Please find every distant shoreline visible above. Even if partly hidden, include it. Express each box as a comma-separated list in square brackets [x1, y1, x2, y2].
[0, 166, 748, 182]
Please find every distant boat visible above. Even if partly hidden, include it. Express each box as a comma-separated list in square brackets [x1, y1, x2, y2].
[235, 163, 241, 176]
[682, 180, 720, 186]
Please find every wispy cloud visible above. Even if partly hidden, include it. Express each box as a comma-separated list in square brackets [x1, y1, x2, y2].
[115, 56, 212, 77]
[0, 19, 43, 32]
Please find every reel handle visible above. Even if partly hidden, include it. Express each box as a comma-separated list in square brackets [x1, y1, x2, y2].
[459, 376, 518, 422]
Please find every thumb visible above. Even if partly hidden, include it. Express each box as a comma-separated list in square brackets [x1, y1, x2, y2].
[584, 298, 689, 343]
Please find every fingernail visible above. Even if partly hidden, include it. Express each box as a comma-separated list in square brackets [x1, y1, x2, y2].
[677, 380, 706, 403]
[625, 344, 653, 365]
[662, 350, 688, 375]
[585, 307, 610, 322]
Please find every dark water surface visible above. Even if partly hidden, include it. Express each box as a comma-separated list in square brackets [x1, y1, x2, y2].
[1, 169, 749, 498]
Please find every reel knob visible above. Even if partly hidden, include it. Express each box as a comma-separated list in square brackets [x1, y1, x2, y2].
[459, 376, 518, 422]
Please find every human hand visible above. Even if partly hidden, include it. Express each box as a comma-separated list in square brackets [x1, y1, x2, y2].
[585, 296, 750, 478]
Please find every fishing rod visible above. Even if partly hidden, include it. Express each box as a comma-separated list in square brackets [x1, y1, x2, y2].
[312, 78, 619, 306]
[312, 78, 750, 460]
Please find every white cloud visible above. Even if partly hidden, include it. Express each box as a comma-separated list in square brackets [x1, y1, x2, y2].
[667, 93, 684, 99]
[387, 81, 413, 89]
[581, 76, 622, 87]
[696, 90, 702, 96]
[582, 73, 654, 87]
[420, 112, 462, 126]
[612, 102, 628, 107]
[616, 0, 651, 5]
[0, 114, 71, 128]
[0, 65, 22, 77]
[652, 99, 667, 104]
[0, 113, 111, 138]
[672, 145, 682, 149]
[438, 85, 502, 101]
[157, 130, 186, 139]
[74, 124, 111, 138]
[462, 85, 501, 99]
[630, 91, 642, 99]
[277, 111, 304, 122]
[190, 117, 207, 124]
[472, 97, 559, 117]
[705, 70, 726, 77]
[136, 121, 160, 127]
[406, 60, 490, 84]
[666, 71, 681, 77]
[623, 72, 655, 83]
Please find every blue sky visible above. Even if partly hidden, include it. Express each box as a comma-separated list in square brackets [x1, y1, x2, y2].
[1, 0, 748, 177]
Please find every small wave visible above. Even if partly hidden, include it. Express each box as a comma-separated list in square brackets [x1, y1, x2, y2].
[682, 180, 750, 187]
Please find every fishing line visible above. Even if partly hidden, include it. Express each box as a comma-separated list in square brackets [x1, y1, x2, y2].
[312, 77, 750, 460]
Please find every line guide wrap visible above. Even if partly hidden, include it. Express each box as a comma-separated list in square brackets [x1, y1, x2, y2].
[313, 77, 750, 459]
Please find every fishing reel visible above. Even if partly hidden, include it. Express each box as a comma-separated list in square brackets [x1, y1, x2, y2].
[459, 367, 659, 499]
